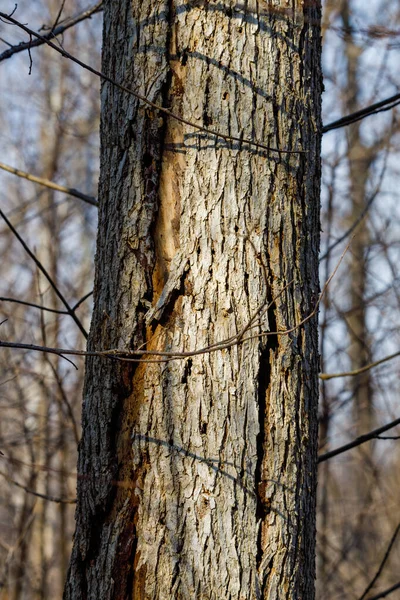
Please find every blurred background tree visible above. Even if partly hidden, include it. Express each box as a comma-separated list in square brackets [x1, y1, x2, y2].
[0, 2, 101, 598]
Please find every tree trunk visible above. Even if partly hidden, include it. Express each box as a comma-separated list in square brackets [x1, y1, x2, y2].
[341, 0, 375, 558]
[65, 0, 322, 598]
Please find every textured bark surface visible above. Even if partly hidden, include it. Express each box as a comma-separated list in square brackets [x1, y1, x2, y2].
[65, 0, 322, 598]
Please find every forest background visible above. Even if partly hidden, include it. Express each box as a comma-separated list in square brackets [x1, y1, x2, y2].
[0, 0, 400, 599]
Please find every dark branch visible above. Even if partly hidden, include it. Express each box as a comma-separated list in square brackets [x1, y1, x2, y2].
[0, 469, 76, 504]
[0, 208, 88, 339]
[1, 7, 399, 138]
[318, 417, 400, 463]
[0, 11, 300, 156]
[319, 349, 400, 381]
[0, 1, 103, 62]
[0, 297, 69, 314]
[71, 290, 93, 311]
[323, 93, 400, 133]
[358, 523, 400, 600]
[364, 581, 400, 600]
[0, 161, 98, 207]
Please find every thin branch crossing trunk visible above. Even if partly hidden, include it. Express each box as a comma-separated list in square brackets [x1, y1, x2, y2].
[65, 1, 322, 598]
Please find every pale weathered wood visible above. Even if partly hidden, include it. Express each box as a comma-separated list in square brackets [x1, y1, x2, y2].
[65, 0, 322, 598]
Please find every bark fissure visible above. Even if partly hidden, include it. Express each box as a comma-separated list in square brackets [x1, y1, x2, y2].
[255, 344, 271, 566]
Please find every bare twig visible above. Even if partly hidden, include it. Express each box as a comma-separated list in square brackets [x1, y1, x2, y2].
[0, 295, 325, 362]
[365, 581, 400, 600]
[1, 455, 77, 477]
[27, 33, 32, 74]
[0, 469, 76, 504]
[319, 349, 400, 381]
[0, 161, 98, 207]
[235, 233, 352, 345]
[0, 208, 88, 339]
[0, 11, 301, 156]
[0, 297, 69, 314]
[323, 92, 400, 133]
[0, 36, 13, 48]
[71, 290, 93, 311]
[318, 417, 400, 463]
[0, 1, 103, 61]
[48, 0, 66, 33]
[0, 237, 350, 363]
[320, 144, 389, 261]
[358, 523, 400, 600]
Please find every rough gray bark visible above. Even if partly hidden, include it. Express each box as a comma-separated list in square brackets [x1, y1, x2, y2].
[65, 0, 322, 598]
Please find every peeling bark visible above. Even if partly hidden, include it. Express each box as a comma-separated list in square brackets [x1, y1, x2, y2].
[65, 0, 322, 598]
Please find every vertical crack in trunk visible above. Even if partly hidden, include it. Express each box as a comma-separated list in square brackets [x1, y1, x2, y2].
[255, 298, 278, 573]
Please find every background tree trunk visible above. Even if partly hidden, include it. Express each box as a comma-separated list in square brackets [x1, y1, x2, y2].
[341, 1, 376, 558]
[65, 0, 322, 598]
